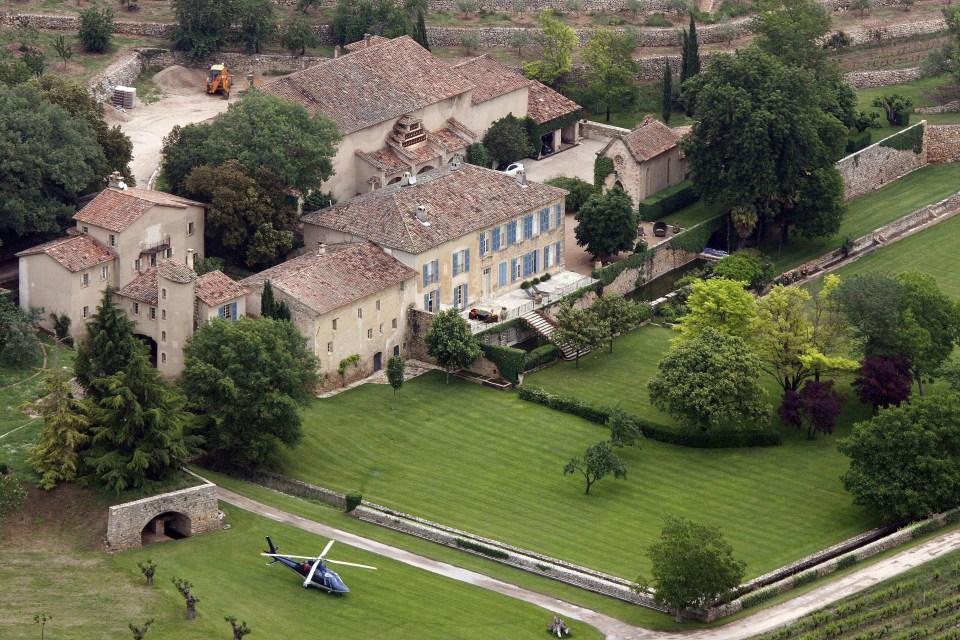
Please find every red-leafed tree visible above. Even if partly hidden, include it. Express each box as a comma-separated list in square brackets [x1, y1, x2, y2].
[778, 379, 846, 440]
[852, 356, 912, 415]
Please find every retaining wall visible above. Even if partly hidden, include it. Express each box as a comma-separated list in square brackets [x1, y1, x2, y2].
[925, 123, 960, 162]
[835, 121, 927, 200]
[844, 67, 920, 89]
[105, 483, 222, 550]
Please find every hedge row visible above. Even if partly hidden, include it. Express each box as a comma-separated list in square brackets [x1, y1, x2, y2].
[845, 130, 872, 154]
[517, 386, 782, 448]
[479, 343, 526, 384]
[740, 586, 779, 609]
[593, 248, 651, 287]
[455, 538, 510, 559]
[668, 215, 726, 254]
[525, 344, 560, 371]
[638, 180, 699, 221]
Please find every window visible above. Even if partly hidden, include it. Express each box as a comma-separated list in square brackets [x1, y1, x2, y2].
[161, 353, 167, 364]
[82, 306, 89, 319]
[81, 226, 88, 234]
[161, 288, 167, 300]
[375, 299, 381, 311]
[327, 341, 333, 354]
[555, 203, 563, 227]
[191, 253, 198, 268]
[367, 328, 373, 339]
[452, 248, 470, 276]
[149, 254, 157, 268]
[491, 226, 502, 251]
[133, 302, 140, 315]
[498, 262, 507, 287]
[161, 309, 166, 320]
[161, 331, 166, 342]
[422, 259, 439, 286]
[540, 208, 550, 233]
[109, 234, 116, 247]
[394, 345, 400, 357]
[523, 214, 534, 240]
[506, 221, 518, 245]
[423, 289, 440, 312]
[510, 258, 519, 283]
[544, 244, 552, 269]
[332, 318, 338, 330]
[187, 221, 195, 236]
[81, 273, 89, 288]
[218, 302, 238, 321]
[479, 231, 487, 257]
[391, 318, 397, 329]
[132, 259, 141, 273]
[453, 283, 468, 310]
[165, 248, 173, 259]
[379, 323, 384, 334]
[149, 307, 157, 320]
[357, 307, 363, 319]
[100, 266, 109, 281]
[523, 252, 534, 277]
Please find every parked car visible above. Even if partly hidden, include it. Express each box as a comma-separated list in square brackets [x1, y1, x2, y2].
[469, 308, 499, 323]
[503, 163, 525, 176]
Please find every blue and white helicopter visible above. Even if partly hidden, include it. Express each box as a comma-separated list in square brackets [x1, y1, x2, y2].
[261, 536, 377, 593]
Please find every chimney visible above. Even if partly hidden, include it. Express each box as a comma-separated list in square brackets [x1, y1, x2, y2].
[364, 33, 372, 47]
[416, 205, 429, 224]
[450, 153, 462, 170]
[400, 171, 416, 186]
[334, 45, 342, 59]
[515, 169, 527, 186]
[317, 242, 326, 256]
[107, 171, 126, 189]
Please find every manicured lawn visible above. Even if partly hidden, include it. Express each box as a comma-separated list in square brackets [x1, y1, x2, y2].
[759, 162, 960, 273]
[274, 368, 877, 581]
[828, 211, 960, 299]
[667, 198, 725, 229]
[857, 74, 960, 140]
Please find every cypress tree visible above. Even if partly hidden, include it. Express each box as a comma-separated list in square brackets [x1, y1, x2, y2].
[413, 9, 430, 50]
[260, 280, 276, 319]
[75, 286, 144, 394]
[274, 300, 292, 321]
[687, 13, 701, 77]
[662, 59, 672, 124]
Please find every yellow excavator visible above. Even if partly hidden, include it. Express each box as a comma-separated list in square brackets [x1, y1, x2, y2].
[205, 64, 231, 99]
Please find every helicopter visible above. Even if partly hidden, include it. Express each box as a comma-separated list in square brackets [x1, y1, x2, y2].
[261, 536, 377, 593]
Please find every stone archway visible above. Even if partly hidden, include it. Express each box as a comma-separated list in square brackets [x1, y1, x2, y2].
[417, 165, 435, 174]
[141, 511, 191, 545]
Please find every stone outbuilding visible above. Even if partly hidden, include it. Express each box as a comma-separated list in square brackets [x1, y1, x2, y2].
[598, 116, 688, 207]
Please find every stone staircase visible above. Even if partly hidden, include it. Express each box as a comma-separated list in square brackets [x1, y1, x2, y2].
[520, 310, 589, 361]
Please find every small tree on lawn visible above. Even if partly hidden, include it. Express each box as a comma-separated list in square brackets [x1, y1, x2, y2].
[852, 356, 913, 415]
[24, 372, 90, 490]
[582, 28, 640, 123]
[563, 440, 627, 495]
[281, 13, 320, 56]
[425, 309, 481, 383]
[552, 305, 605, 368]
[386, 355, 405, 410]
[79, 7, 114, 53]
[592, 292, 647, 354]
[641, 515, 745, 623]
[778, 379, 845, 440]
[129, 619, 153, 640]
[226, 616, 252, 639]
[608, 405, 642, 447]
[34, 613, 52, 640]
[53, 36, 73, 69]
[573, 188, 637, 261]
[236, 0, 278, 54]
[172, 577, 199, 620]
[508, 30, 529, 57]
[852, 0, 871, 17]
[872, 94, 913, 125]
[138, 559, 156, 586]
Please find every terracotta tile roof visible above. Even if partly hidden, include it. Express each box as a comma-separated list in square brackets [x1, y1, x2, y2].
[356, 148, 410, 174]
[157, 259, 197, 284]
[527, 81, 582, 125]
[445, 117, 477, 140]
[450, 55, 533, 104]
[302, 164, 568, 254]
[343, 35, 390, 52]
[429, 127, 471, 153]
[73, 187, 205, 233]
[240, 242, 416, 316]
[117, 268, 159, 305]
[617, 116, 681, 163]
[356, 121, 473, 174]
[196, 270, 249, 306]
[16, 235, 115, 273]
[261, 36, 475, 135]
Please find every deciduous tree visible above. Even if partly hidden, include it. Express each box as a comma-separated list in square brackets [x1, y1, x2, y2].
[839, 394, 960, 521]
[0, 296, 42, 367]
[592, 292, 647, 353]
[236, 0, 277, 54]
[573, 188, 637, 260]
[552, 305, 605, 368]
[424, 309, 481, 383]
[79, 7, 114, 53]
[172, 577, 199, 620]
[171, 0, 237, 61]
[182, 317, 320, 465]
[281, 13, 320, 55]
[641, 515, 746, 623]
[226, 616, 252, 639]
[53, 35, 73, 69]
[581, 28, 640, 122]
[649, 328, 771, 431]
[852, 356, 913, 414]
[138, 559, 157, 586]
[523, 12, 577, 86]
[128, 619, 153, 640]
[872, 94, 913, 126]
[778, 379, 845, 439]
[563, 440, 627, 494]
[675, 278, 756, 341]
[544, 176, 596, 213]
[482, 113, 535, 166]
[608, 406, 642, 447]
[24, 373, 90, 490]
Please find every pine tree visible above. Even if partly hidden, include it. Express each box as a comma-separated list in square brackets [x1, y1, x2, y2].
[24, 372, 90, 490]
[84, 353, 196, 493]
[662, 58, 672, 124]
[75, 286, 143, 393]
[260, 280, 276, 318]
[413, 9, 430, 50]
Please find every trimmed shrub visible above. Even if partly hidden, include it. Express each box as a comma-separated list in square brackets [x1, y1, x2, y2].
[540, 272, 551, 282]
[946, 509, 960, 525]
[836, 554, 858, 570]
[345, 491, 362, 512]
[479, 343, 526, 384]
[845, 130, 872, 154]
[545, 176, 597, 213]
[638, 180, 699, 221]
[911, 519, 942, 539]
[466, 142, 491, 168]
[524, 344, 560, 371]
[520, 280, 532, 290]
[455, 538, 510, 559]
[740, 587, 778, 609]
[793, 570, 818, 588]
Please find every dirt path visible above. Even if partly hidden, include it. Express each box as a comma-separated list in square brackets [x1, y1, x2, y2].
[217, 486, 960, 640]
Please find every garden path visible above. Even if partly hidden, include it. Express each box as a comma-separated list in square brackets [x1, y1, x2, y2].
[216, 486, 960, 640]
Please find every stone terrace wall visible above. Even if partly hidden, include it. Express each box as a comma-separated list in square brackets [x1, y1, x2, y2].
[844, 67, 920, 89]
[835, 121, 927, 200]
[836, 17, 946, 46]
[270, 0, 666, 10]
[925, 124, 960, 163]
[106, 483, 222, 550]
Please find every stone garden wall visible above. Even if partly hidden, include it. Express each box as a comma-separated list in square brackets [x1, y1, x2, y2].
[835, 121, 927, 200]
[105, 483, 222, 550]
[925, 123, 960, 163]
[844, 67, 920, 89]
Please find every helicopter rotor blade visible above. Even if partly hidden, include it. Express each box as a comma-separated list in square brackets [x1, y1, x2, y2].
[304, 556, 322, 588]
[319, 539, 336, 559]
[324, 559, 378, 570]
[261, 553, 318, 560]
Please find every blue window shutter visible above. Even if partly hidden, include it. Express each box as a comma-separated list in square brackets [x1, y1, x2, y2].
[231, 301, 238, 321]
[556, 241, 562, 264]
[463, 283, 468, 308]
[464, 248, 470, 272]
[555, 204, 562, 227]
[424, 294, 429, 310]
[492, 227, 500, 251]
[479, 232, 486, 256]
[511, 258, 517, 282]
[498, 262, 507, 286]
[452, 252, 459, 276]
[507, 221, 516, 245]
[423, 264, 429, 287]
[534, 249, 539, 273]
